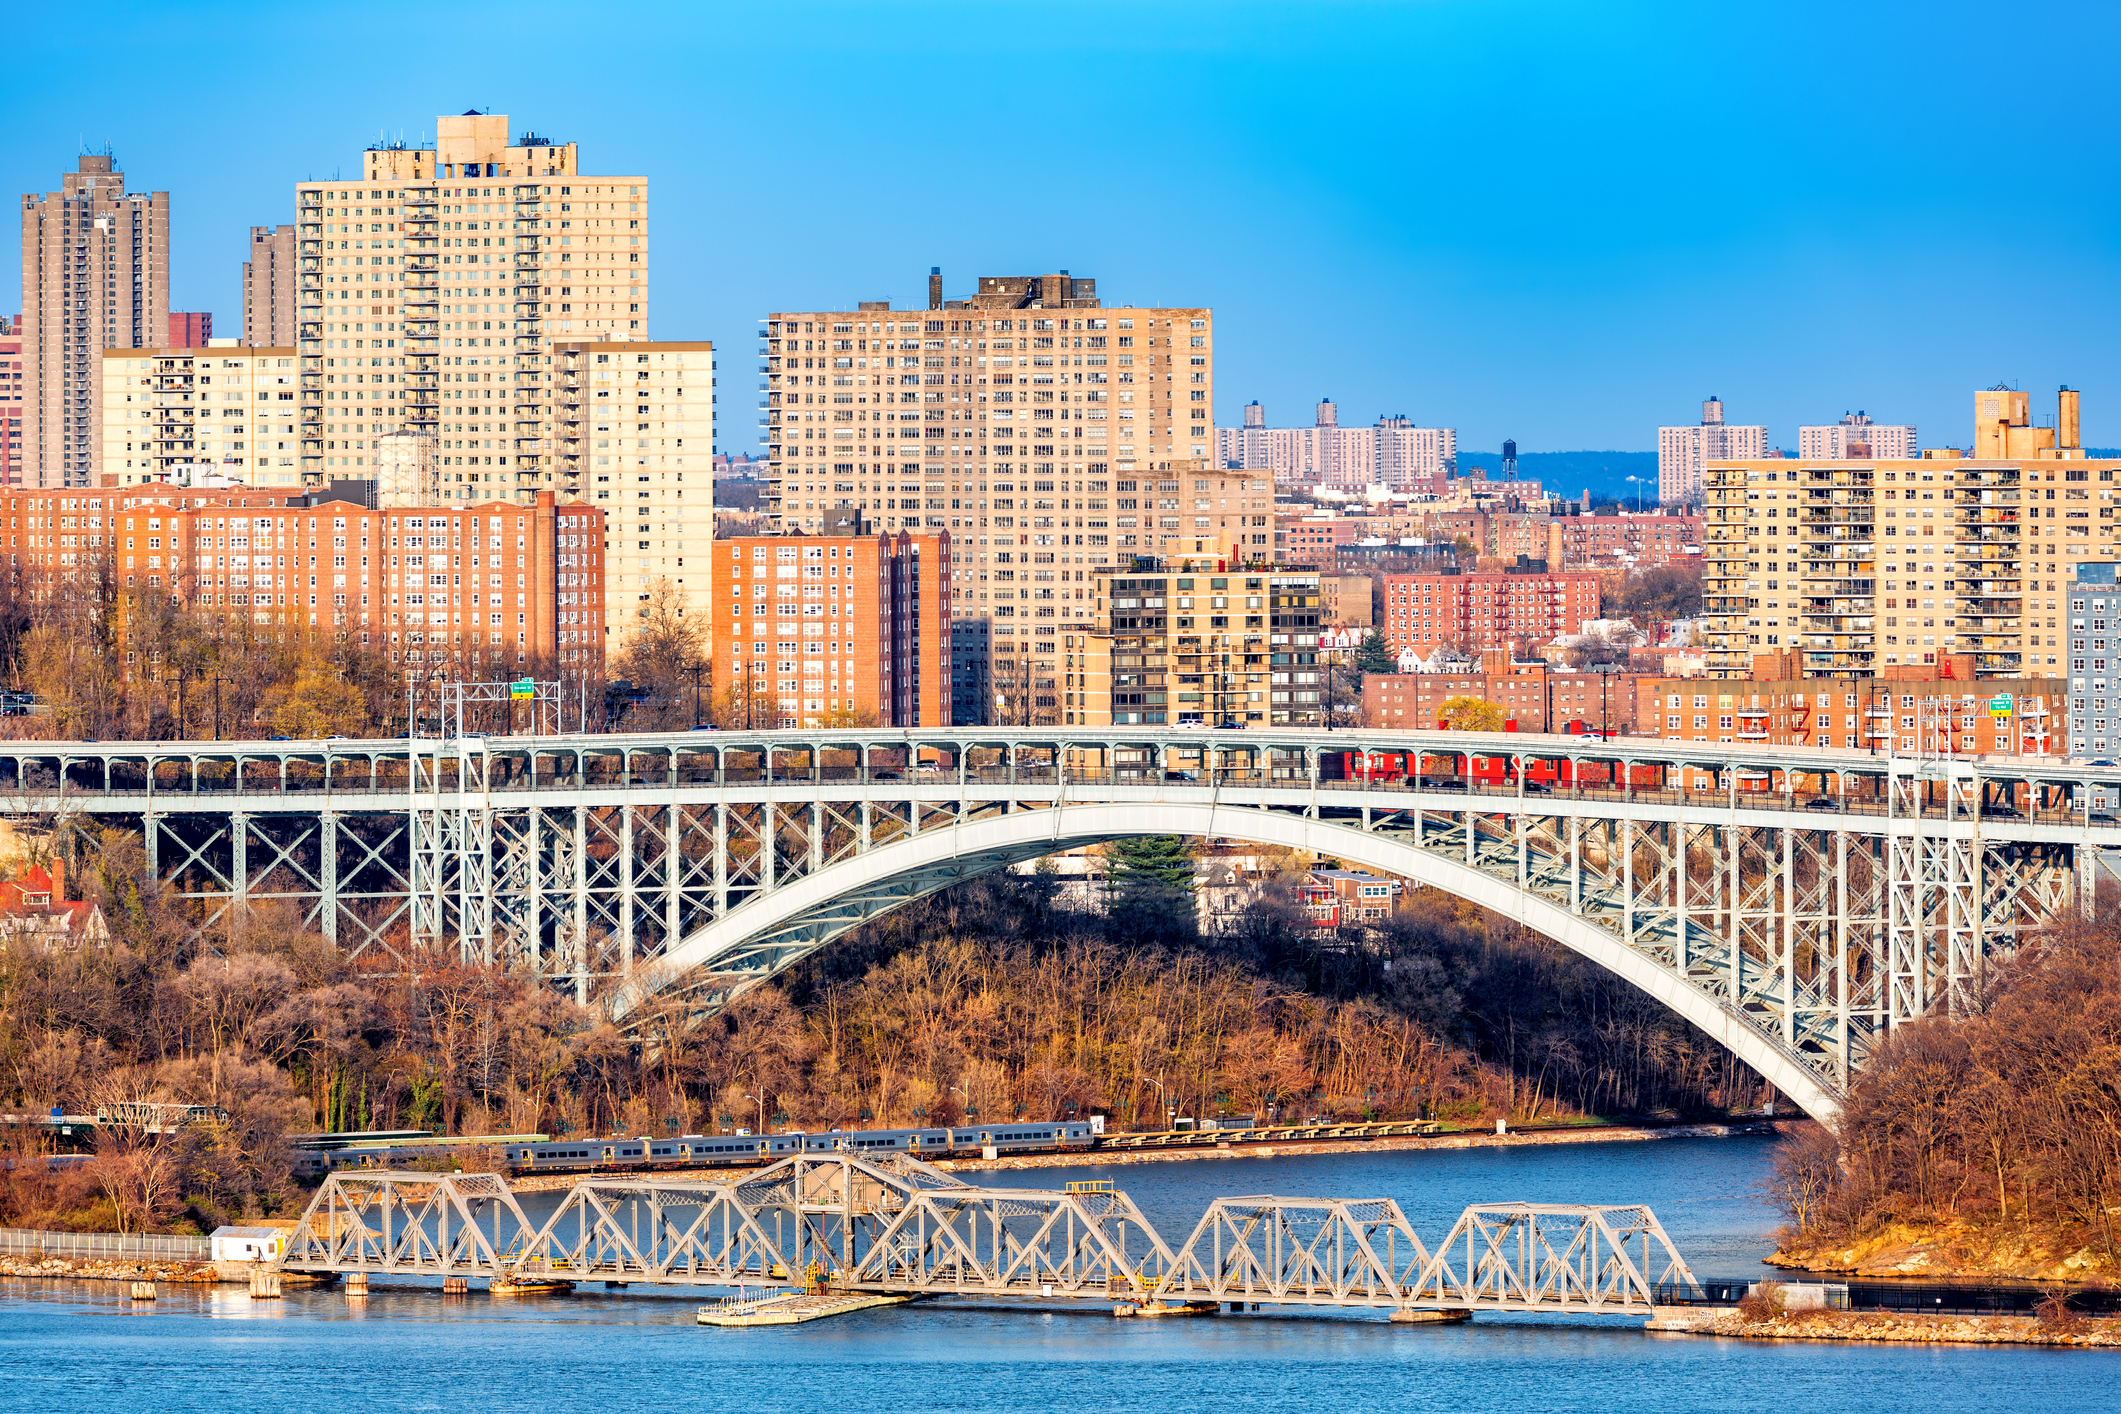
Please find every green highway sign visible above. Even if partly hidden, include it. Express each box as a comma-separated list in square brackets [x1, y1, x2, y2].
[510, 679, 536, 700]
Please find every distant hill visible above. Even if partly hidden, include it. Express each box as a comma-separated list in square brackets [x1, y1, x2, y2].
[1456, 450, 1658, 505]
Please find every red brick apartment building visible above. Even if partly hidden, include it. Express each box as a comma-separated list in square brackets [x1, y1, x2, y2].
[1276, 514, 1361, 564]
[1361, 651, 1641, 734]
[1550, 511, 1702, 570]
[715, 532, 950, 727]
[1634, 654, 2062, 760]
[1382, 566, 1600, 654]
[0, 484, 594, 675]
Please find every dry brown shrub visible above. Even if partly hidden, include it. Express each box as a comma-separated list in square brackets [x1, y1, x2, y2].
[1736, 1281, 1786, 1322]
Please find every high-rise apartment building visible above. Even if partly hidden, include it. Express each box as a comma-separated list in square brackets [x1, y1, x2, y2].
[1700, 386, 2115, 682]
[0, 320, 22, 486]
[242, 225, 298, 347]
[552, 338, 715, 652]
[1798, 411, 1917, 460]
[712, 532, 949, 727]
[1215, 398, 1456, 492]
[19, 155, 170, 488]
[2066, 560, 2117, 759]
[1080, 556, 1323, 727]
[764, 269, 1216, 724]
[169, 313, 212, 347]
[293, 111, 648, 499]
[100, 344, 303, 487]
[1658, 397, 1766, 505]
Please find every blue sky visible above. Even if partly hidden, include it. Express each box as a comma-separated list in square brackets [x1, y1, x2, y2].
[5, 0, 2117, 455]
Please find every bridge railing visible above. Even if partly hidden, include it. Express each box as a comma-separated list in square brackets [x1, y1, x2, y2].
[14, 761, 2097, 823]
[0, 1227, 211, 1261]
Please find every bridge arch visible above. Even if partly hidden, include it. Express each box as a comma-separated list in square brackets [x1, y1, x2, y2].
[614, 801, 1841, 1123]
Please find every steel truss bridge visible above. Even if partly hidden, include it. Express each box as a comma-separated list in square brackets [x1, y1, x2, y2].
[8, 725, 2121, 1119]
[278, 1155, 1698, 1317]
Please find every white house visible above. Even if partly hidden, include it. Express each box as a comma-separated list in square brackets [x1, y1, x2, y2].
[210, 1226, 286, 1263]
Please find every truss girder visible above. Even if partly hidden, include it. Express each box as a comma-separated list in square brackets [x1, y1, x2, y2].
[280, 1171, 529, 1277]
[277, 1168, 1701, 1315]
[1409, 1203, 1698, 1313]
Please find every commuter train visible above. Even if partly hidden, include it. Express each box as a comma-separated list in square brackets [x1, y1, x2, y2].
[292, 1122, 1099, 1180]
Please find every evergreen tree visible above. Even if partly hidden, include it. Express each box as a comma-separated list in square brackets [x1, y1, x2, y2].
[1108, 835, 1194, 889]
[1354, 631, 1395, 677]
[1105, 835, 1198, 945]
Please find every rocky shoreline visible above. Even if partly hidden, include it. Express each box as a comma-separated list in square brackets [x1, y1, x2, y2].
[1768, 1220, 2119, 1285]
[0, 1255, 220, 1284]
[1654, 1306, 2121, 1347]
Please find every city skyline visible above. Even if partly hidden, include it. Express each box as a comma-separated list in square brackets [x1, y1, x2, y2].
[5, 0, 2120, 457]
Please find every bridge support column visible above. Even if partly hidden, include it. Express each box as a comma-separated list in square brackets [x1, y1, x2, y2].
[1726, 824, 1741, 1008]
[620, 805, 636, 976]
[1674, 823, 1688, 975]
[1780, 828, 1794, 1045]
[574, 804, 589, 1005]
[1835, 829, 1850, 1093]
[1620, 817, 1634, 944]
[714, 804, 730, 919]
[666, 797, 682, 965]
[474, 804, 493, 967]
[231, 812, 248, 925]
[321, 813, 338, 949]
[1568, 815, 1581, 915]
[525, 807, 543, 975]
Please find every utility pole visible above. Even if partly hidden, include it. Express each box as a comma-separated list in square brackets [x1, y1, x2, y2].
[682, 663, 709, 727]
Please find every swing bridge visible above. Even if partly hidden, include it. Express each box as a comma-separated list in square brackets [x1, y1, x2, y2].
[8, 724, 2121, 1120]
[276, 1154, 1701, 1319]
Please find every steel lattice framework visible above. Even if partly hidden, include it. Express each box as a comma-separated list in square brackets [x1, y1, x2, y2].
[7, 726, 2119, 1117]
[277, 1162, 1696, 1316]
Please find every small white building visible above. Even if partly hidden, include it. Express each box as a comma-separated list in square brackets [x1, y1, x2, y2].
[210, 1226, 286, 1263]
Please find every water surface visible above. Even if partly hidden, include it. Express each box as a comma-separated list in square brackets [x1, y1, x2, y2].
[0, 1134, 2104, 1413]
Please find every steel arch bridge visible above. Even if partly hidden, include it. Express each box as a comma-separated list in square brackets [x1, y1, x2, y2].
[4, 725, 2119, 1120]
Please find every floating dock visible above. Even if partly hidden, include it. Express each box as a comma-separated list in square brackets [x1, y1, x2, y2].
[698, 1291, 912, 1326]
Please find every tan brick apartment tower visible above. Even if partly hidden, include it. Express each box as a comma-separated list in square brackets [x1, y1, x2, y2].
[19, 154, 169, 488]
[293, 111, 648, 501]
[242, 225, 298, 347]
[550, 337, 715, 652]
[764, 268, 1215, 723]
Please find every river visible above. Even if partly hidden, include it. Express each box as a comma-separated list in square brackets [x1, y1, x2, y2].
[0, 1134, 2106, 1412]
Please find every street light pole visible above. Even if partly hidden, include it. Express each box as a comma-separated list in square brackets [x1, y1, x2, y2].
[682, 663, 708, 727]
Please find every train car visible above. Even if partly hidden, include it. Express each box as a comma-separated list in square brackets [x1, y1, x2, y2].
[292, 1119, 1100, 1180]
